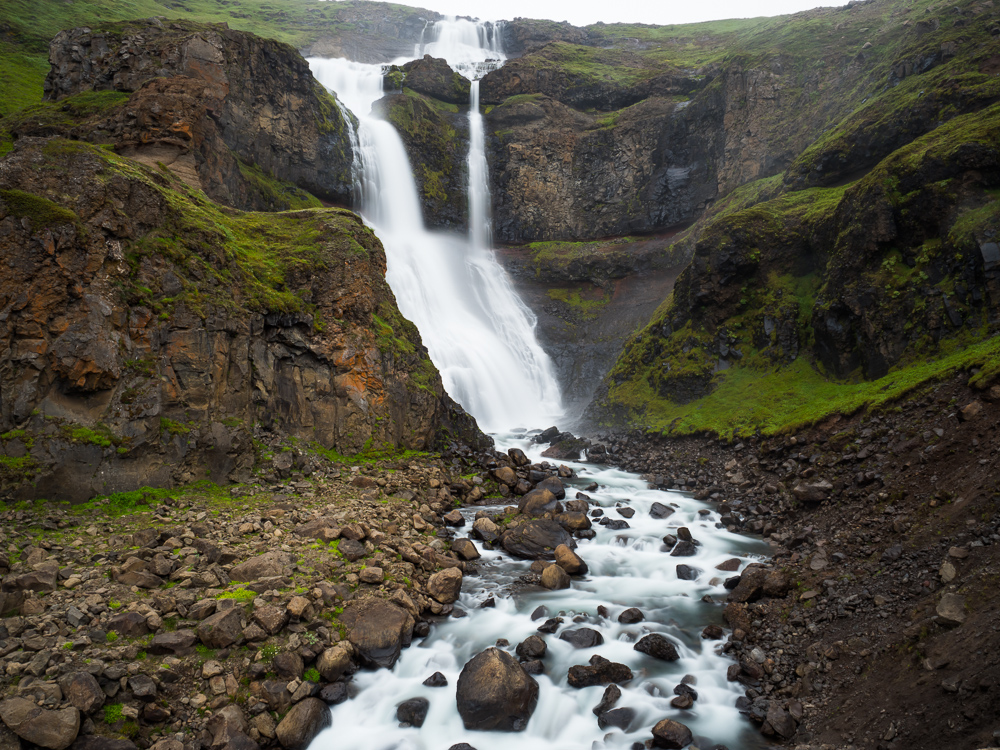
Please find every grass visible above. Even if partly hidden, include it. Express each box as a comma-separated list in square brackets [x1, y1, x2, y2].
[217, 588, 256, 602]
[608, 334, 1000, 440]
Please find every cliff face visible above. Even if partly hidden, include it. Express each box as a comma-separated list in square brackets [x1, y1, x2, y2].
[40, 19, 355, 212]
[0, 138, 484, 502]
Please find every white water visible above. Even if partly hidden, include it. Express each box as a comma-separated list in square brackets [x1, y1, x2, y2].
[308, 19, 561, 434]
[306, 18, 770, 750]
[309, 434, 772, 750]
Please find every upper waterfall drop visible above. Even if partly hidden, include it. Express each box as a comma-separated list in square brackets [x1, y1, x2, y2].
[308, 19, 563, 433]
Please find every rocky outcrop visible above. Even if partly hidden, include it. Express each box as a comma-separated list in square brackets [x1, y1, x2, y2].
[303, 4, 443, 63]
[40, 19, 354, 212]
[0, 139, 486, 501]
[385, 56, 471, 105]
[373, 86, 470, 230]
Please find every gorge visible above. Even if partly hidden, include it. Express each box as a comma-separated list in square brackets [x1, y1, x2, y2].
[0, 1, 998, 750]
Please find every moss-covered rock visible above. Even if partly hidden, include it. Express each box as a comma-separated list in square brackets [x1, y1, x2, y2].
[385, 56, 471, 105]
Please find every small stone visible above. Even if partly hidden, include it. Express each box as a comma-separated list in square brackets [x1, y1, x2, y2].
[359, 567, 384, 585]
[935, 593, 967, 626]
[423, 672, 448, 687]
[634, 634, 679, 661]
[618, 607, 644, 624]
[396, 697, 429, 727]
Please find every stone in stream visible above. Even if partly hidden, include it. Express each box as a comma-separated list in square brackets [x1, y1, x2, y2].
[669, 541, 698, 557]
[676, 564, 701, 581]
[554, 544, 588, 575]
[568, 655, 633, 688]
[651, 718, 694, 748]
[599, 518, 630, 530]
[530, 606, 548, 621]
[701, 624, 725, 640]
[617, 507, 635, 519]
[598, 707, 636, 731]
[443, 509, 465, 526]
[318, 683, 348, 704]
[535, 476, 566, 499]
[449, 745, 478, 750]
[677, 527, 694, 542]
[554, 511, 591, 531]
[634, 634, 680, 661]
[518, 488, 561, 517]
[396, 697, 429, 727]
[456, 648, 539, 731]
[427, 568, 463, 604]
[500, 519, 573, 560]
[649, 502, 674, 519]
[716, 558, 741, 571]
[423, 671, 448, 687]
[592, 683, 621, 714]
[540, 564, 570, 590]
[559, 628, 604, 649]
[537, 617, 563, 634]
[515, 635, 547, 661]
[452, 538, 481, 561]
[507, 447, 530, 466]
[472, 517, 500, 543]
[618, 607, 644, 624]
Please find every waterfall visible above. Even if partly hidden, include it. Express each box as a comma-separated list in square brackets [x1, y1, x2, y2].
[308, 18, 561, 434]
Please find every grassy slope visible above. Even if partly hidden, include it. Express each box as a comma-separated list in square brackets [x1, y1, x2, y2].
[598, 103, 1000, 439]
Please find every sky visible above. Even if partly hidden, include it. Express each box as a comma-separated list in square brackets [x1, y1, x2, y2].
[365, 0, 839, 26]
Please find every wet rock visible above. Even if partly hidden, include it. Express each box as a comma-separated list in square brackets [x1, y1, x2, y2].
[396, 697, 429, 727]
[340, 599, 414, 669]
[598, 707, 636, 731]
[676, 564, 701, 581]
[651, 718, 693, 748]
[536, 476, 566, 499]
[554, 512, 591, 531]
[0, 698, 79, 750]
[634, 634, 679, 661]
[472, 517, 500, 543]
[540, 564, 570, 590]
[559, 628, 604, 649]
[500, 519, 573, 560]
[715, 558, 741, 572]
[592, 683, 621, 714]
[515, 635, 547, 661]
[554, 544, 588, 575]
[456, 647, 539, 731]
[518, 488, 560, 517]
[701, 625, 724, 640]
[618, 607, 644, 624]
[508, 447, 530, 466]
[427, 568, 464, 604]
[669, 541, 698, 557]
[452, 538, 481, 561]
[275, 697, 330, 749]
[568, 655, 633, 688]
[423, 671, 448, 687]
[197, 607, 243, 648]
[319, 682, 348, 705]
[649, 502, 674, 519]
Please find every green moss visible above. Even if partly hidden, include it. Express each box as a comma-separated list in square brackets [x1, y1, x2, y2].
[159, 418, 191, 436]
[547, 287, 610, 319]
[217, 588, 256, 602]
[103, 703, 124, 725]
[236, 157, 323, 211]
[0, 188, 80, 230]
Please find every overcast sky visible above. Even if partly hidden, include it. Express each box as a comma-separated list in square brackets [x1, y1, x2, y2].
[370, 0, 839, 26]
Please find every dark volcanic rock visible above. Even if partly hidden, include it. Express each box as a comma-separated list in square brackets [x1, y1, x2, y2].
[456, 648, 539, 731]
[568, 655, 633, 688]
[396, 697, 430, 727]
[652, 718, 694, 748]
[634, 634, 680, 661]
[559, 628, 604, 649]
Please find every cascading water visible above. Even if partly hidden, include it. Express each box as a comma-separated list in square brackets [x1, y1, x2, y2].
[307, 19, 771, 750]
[309, 20, 561, 434]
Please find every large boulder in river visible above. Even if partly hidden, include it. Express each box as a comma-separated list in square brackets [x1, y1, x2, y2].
[517, 488, 560, 517]
[0, 698, 79, 749]
[500, 519, 573, 559]
[651, 718, 694, 748]
[456, 647, 539, 731]
[340, 599, 414, 669]
[427, 568, 463, 603]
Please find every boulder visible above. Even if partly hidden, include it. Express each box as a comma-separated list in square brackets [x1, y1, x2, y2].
[456, 648, 538, 731]
[148, 629, 198, 656]
[275, 698, 330, 750]
[316, 644, 353, 682]
[539, 564, 570, 590]
[252, 605, 289, 636]
[554, 544, 587, 575]
[558, 628, 603, 649]
[206, 704, 249, 748]
[196, 607, 243, 648]
[597, 707, 635, 731]
[618, 607, 643, 624]
[791, 479, 833, 505]
[649, 502, 674, 519]
[554, 512, 591, 531]
[106, 612, 149, 638]
[515, 635, 547, 661]
[0, 698, 80, 750]
[592, 683, 621, 714]
[536, 476, 565, 499]
[507, 447, 530, 466]
[427, 568, 463, 604]
[396, 55, 471, 105]
[567, 655, 633, 688]
[60, 672, 104, 714]
[338, 539, 367, 562]
[634, 634, 679, 661]
[423, 671, 448, 687]
[340, 599, 414, 669]
[518, 489, 560, 517]
[651, 718, 693, 748]
[396, 697, 429, 727]
[452, 538, 481, 561]
[472, 517, 500, 543]
[500, 519, 573, 560]
[936, 593, 967, 626]
[229, 551, 294, 582]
